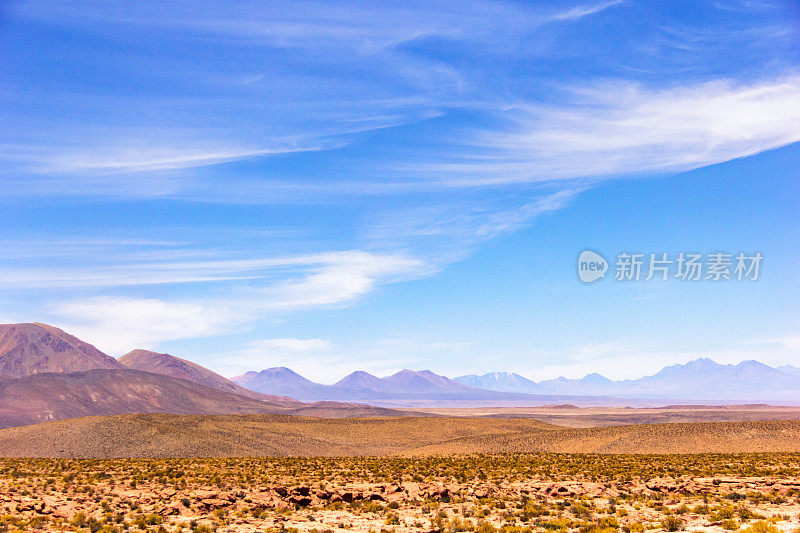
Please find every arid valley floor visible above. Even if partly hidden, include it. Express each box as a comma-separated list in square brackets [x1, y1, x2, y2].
[3, 453, 800, 533]
[2, 412, 800, 532]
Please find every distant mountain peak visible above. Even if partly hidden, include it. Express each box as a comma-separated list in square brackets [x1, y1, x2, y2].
[231, 365, 319, 398]
[687, 357, 720, 366]
[452, 371, 540, 393]
[737, 359, 769, 368]
[264, 366, 305, 376]
[335, 370, 382, 389]
[582, 372, 612, 383]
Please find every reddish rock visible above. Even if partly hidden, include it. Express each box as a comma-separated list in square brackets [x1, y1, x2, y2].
[200, 498, 231, 509]
[287, 495, 312, 507]
[192, 489, 218, 500]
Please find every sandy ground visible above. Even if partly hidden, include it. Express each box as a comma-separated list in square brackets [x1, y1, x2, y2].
[415, 405, 800, 428]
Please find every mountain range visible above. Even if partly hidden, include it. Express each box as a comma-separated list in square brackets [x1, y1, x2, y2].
[230, 367, 630, 406]
[0, 323, 408, 429]
[232, 359, 800, 406]
[454, 358, 800, 401]
[1, 322, 798, 431]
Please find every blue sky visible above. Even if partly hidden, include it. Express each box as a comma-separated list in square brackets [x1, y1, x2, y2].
[1, 0, 798, 382]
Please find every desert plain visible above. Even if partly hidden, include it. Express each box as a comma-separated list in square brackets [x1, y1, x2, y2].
[2, 325, 800, 532]
[2, 450, 800, 533]
[2, 411, 800, 533]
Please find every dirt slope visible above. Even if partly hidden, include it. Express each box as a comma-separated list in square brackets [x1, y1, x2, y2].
[119, 349, 292, 403]
[0, 370, 415, 430]
[407, 419, 800, 455]
[0, 414, 798, 457]
[422, 404, 800, 427]
[0, 369, 297, 429]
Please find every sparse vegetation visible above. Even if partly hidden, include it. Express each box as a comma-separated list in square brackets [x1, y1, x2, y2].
[1, 454, 800, 532]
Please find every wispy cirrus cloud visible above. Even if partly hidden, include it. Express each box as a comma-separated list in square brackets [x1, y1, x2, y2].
[40, 146, 320, 174]
[3, 0, 798, 198]
[14, 74, 797, 200]
[0, 251, 426, 290]
[262, 251, 428, 310]
[550, 0, 625, 22]
[45, 250, 428, 353]
[51, 296, 243, 355]
[407, 76, 800, 186]
[363, 188, 584, 264]
[2, 0, 799, 374]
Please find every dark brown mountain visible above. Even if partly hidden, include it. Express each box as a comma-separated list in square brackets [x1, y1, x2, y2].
[0, 369, 413, 429]
[0, 323, 123, 378]
[118, 349, 290, 403]
[0, 368, 293, 429]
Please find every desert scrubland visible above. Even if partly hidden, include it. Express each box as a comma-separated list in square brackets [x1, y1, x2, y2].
[2, 453, 800, 533]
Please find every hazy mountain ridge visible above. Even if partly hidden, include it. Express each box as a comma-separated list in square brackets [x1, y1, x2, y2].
[777, 364, 800, 377]
[235, 357, 800, 405]
[234, 367, 321, 399]
[455, 372, 541, 393]
[455, 358, 800, 401]
[230, 367, 625, 406]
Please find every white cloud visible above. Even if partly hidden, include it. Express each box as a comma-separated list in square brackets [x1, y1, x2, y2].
[246, 338, 330, 351]
[51, 296, 243, 355]
[416, 76, 800, 185]
[45, 250, 429, 353]
[763, 336, 800, 351]
[41, 146, 320, 174]
[363, 188, 583, 265]
[1, 0, 638, 189]
[211, 337, 336, 378]
[550, 0, 625, 22]
[0, 250, 427, 290]
[263, 251, 428, 310]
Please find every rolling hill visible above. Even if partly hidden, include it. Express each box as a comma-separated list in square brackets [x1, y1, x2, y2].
[0, 414, 798, 457]
[0, 368, 418, 430]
